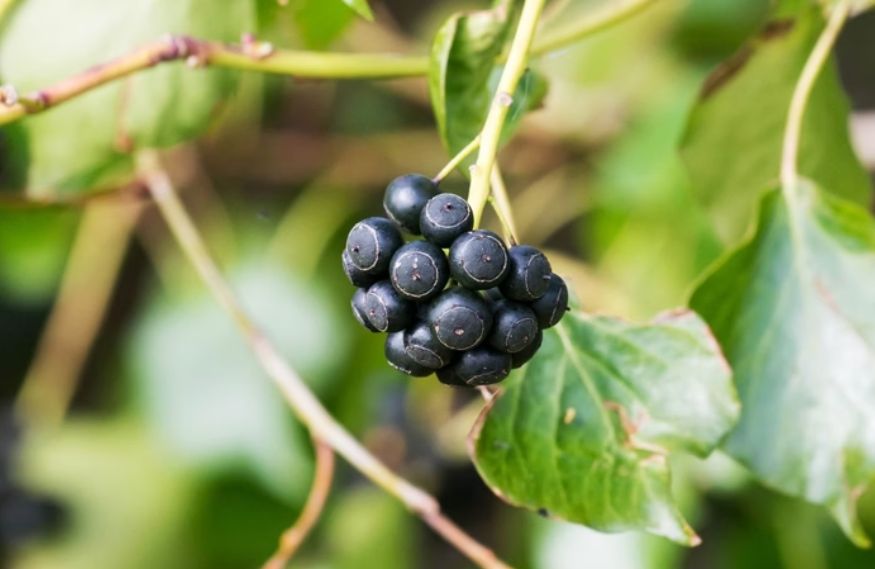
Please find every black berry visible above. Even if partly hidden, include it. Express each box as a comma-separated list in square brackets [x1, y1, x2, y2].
[451, 347, 511, 385]
[389, 241, 449, 301]
[385, 332, 432, 377]
[511, 330, 543, 368]
[436, 364, 466, 386]
[405, 321, 453, 369]
[499, 245, 552, 301]
[427, 287, 493, 351]
[488, 300, 539, 353]
[419, 193, 473, 247]
[345, 217, 403, 276]
[364, 280, 414, 332]
[343, 251, 379, 288]
[383, 174, 438, 234]
[530, 274, 569, 329]
[448, 230, 509, 290]
[351, 288, 378, 332]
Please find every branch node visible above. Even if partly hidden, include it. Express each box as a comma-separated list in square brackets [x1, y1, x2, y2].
[0, 85, 18, 106]
[497, 91, 513, 108]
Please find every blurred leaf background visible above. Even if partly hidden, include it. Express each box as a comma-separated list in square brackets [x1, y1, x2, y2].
[1, 0, 875, 567]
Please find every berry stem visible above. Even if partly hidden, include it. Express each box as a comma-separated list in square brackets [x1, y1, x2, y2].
[467, 0, 547, 228]
[488, 166, 520, 244]
[140, 152, 512, 569]
[779, 0, 850, 200]
[263, 437, 335, 569]
[433, 134, 482, 183]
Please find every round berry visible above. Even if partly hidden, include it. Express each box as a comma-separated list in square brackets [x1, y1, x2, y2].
[448, 230, 509, 290]
[345, 217, 403, 276]
[383, 174, 438, 234]
[427, 287, 493, 351]
[499, 245, 552, 301]
[351, 288, 378, 332]
[405, 321, 453, 370]
[389, 241, 449, 301]
[484, 287, 504, 302]
[420, 193, 473, 247]
[385, 332, 432, 377]
[511, 330, 543, 368]
[451, 347, 511, 385]
[436, 364, 466, 386]
[364, 281, 414, 332]
[343, 251, 379, 288]
[530, 274, 569, 329]
[488, 300, 539, 353]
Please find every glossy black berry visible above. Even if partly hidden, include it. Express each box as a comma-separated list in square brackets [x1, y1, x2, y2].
[449, 230, 509, 290]
[345, 217, 403, 276]
[511, 330, 543, 368]
[385, 332, 432, 377]
[451, 347, 512, 385]
[436, 364, 466, 386]
[364, 281, 413, 332]
[383, 174, 438, 234]
[389, 241, 449, 301]
[419, 193, 473, 247]
[488, 300, 539, 353]
[404, 321, 453, 370]
[343, 251, 379, 288]
[499, 245, 552, 301]
[530, 274, 569, 329]
[351, 288, 378, 332]
[427, 287, 493, 351]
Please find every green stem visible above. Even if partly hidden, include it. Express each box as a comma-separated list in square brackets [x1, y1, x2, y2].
[780, 0, 850, 198]
[467, 0, 547, 227]
[530, 0, 658, 56]
[433, 135, 481, 183]
[488, 166, 519, 244]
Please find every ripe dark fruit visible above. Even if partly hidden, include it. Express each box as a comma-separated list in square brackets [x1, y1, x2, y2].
[530, 274, 569, 328]
[383, 174, 438, 234]
[390, 241, 449, 301]
[405, 321, 453, 369]
[419, 193, 473, 247]
[351, 288, 378, 332]
[452, 347, 512, 385]
[385, 332, 432, 377]
[499, 245, 552, 301]
[436, 364, 466, 386]
[511, 330, 543, 368]
[488, 300, 539, 353]
[345, 217, 403, 276]
[364, 281, 413, 332]
[428, 287, 493, 351]
[448, 230, 509, 290]
[343, 251, 379, 288]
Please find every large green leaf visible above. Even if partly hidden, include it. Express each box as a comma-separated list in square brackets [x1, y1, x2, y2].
[471, 310, 739, 545]
[0, 0, 254, 197]
[428, 1, 546, 164]
[342, 0, 373, 21]
[690, 181, 875, 547]
[680, 7, 871, 241]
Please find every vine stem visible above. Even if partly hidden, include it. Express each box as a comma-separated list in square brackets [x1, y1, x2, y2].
[0, 36, 427, 126]
[139, 152, 512, 569]
[488, 166, 520, 244]
[529, 0, 659, 56]
[468, 0, 547, 227]
[263, 438, 335, 569]
[433, 135, 481, 183]
[780, 0, 850, 199]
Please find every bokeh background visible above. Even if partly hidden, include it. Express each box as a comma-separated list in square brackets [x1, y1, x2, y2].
[1, 0, 875, 567]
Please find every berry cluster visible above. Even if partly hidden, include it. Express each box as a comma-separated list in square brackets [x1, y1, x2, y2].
[343, 174, 568, 387]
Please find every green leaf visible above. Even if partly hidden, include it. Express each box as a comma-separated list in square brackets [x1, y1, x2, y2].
[0, 0, 255, 197]
[690, 181, 875, 547]
[341, 0, 373, 21]
[680, 7, 871, 241]
[293, 0, 356, 49]
[471, 310, 739, 545]
[429, 2, 545, 164]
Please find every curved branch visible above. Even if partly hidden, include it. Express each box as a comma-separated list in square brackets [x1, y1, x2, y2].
[263, 438, 335, 569]
[0, 35, 428, 126]
[140, 153, 511, 569]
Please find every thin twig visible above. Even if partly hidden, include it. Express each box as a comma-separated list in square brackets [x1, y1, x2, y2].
[487, 167, 520, 244]
[0, 35, 427, 126]
[780, 0, 850, 198]
[263, 438, 335, 569]
[433, 135, 482, 183]
[467, 0, 547, 227]
[15, 199, 143, 427]
[139, 152, 511, 569]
